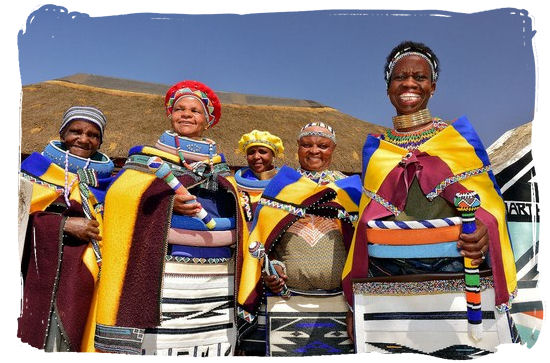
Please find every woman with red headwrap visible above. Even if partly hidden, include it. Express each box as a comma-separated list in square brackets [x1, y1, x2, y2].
[95, 81, 242, 356]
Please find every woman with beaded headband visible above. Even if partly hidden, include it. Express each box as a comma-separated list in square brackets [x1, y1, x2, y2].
[96, 80, 242, 356]
[342, 41, 518, 356]
[18, 106, 114, 352]
[237, 122, 362, 356]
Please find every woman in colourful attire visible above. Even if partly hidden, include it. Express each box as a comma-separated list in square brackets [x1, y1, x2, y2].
[234, 130, 284, 226]
[95, 80, 242, 356]
[18, 106, 114, 352]
[342, 41, 518, 357]
[237, 122, 362, 356]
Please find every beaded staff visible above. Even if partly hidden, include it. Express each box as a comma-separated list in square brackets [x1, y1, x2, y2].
[248, 241, 291, 299]
[147, 156, 216, 230]
[454, 191, 483, 342]
[76, 169, 102, 268]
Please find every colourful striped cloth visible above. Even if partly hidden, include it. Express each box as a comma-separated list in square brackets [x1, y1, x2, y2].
[342, 116, 517, 311]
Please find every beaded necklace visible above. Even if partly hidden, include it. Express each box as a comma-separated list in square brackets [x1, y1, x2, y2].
[64, 149, 90, 207]
[385, 119, 448, 151]
[296, 168, 345, 185]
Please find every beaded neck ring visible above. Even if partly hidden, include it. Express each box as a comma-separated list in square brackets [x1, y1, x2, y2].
[392, 108, 433, 131]
[64, 149, 90, 207]
[385, 118, 448, 151]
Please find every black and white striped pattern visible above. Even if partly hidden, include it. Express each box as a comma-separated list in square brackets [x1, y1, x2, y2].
[140, 261, 236, 356]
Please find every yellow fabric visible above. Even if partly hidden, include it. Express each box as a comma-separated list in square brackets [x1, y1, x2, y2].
[96, 169, 157, 326]
[420, 126, 516, 294]
[28, 162, 80, 213]
[238, 174, 358, 306]
[141, 145, 182, 164]
[343, 123, 517, 298]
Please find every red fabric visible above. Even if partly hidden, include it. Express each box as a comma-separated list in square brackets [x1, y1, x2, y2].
[18, 199, 95, 351]
[164, 80, 222, 126]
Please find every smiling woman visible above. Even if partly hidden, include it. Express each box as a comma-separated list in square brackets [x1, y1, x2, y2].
[18, 105, 114, 352]
[95, 80, 242, 356]
[237, 121, 362, 357]
[342, 41, 520, 357]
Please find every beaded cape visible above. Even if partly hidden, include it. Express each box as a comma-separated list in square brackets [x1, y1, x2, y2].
[341, 115, 517, 310]
[237, 165, 361, 336]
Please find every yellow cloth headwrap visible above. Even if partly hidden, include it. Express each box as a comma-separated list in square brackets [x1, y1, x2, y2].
[237, 130, 284, 157]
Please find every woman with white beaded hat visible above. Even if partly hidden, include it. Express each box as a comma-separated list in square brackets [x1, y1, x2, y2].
[18, 105, 114, 352]
[237, 122, 362, 356]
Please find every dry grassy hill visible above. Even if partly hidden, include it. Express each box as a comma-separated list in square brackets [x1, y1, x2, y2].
[20, 75, 386, 173]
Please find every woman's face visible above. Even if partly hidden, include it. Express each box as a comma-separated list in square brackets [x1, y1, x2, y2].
[170, 96, 208, 138]
[246, 145, 275, 174]
[387, 55, 436, 116]
[297, 127, 336, 172]
[61, 120, 101, 158]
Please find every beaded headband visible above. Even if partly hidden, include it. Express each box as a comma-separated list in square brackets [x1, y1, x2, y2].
[298, 122, 336, 143]
[385, 48, 438, 87]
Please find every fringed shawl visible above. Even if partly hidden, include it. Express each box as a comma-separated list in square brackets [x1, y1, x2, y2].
[342, 116, 517, 310]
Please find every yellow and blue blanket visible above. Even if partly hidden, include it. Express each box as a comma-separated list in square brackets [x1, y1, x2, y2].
[237, 166, 361, 329]
[18, 152, 111, 352]
[342, 116, 517, 310]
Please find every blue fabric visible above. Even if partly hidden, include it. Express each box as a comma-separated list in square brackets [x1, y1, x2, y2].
[157, 130, 218, 155]
[361, 135, 381, 178]
[21, 152, 51, 177]
[191, 188, 236, 218]
[42, 141, 114, 178]
[262, 165, 302, 198]
[334, 174, 362, 206]
[171, 215, 236, 231]
[170, 245, 232, 258]
[234, 167, 273, 189]
[368, 241, 462, 258]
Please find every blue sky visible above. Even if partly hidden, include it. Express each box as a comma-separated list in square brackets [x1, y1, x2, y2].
[17, 4, 536, 147]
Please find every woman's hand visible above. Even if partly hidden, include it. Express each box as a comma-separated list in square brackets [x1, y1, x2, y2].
[457, 218, 489, 266]
[263, 264, 288, 294]
[173, 194, 202, 216]
[63, 217, 101, 243]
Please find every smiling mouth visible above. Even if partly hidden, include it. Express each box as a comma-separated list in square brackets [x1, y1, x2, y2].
[399, 93, 421, 102]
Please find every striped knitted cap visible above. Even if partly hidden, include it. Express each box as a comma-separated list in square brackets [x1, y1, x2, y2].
[59, 106, 107, 143]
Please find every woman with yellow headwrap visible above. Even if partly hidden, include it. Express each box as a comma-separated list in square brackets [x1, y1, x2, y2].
[234, 130, 284, 224]
[237, 122, 362, 356]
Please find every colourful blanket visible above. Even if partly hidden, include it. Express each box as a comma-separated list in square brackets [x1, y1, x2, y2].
[18, 152, 109, 351]
[95, 146, 241, 353]
[237, 166, 361, 332]
[342, 116, 517, 310]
